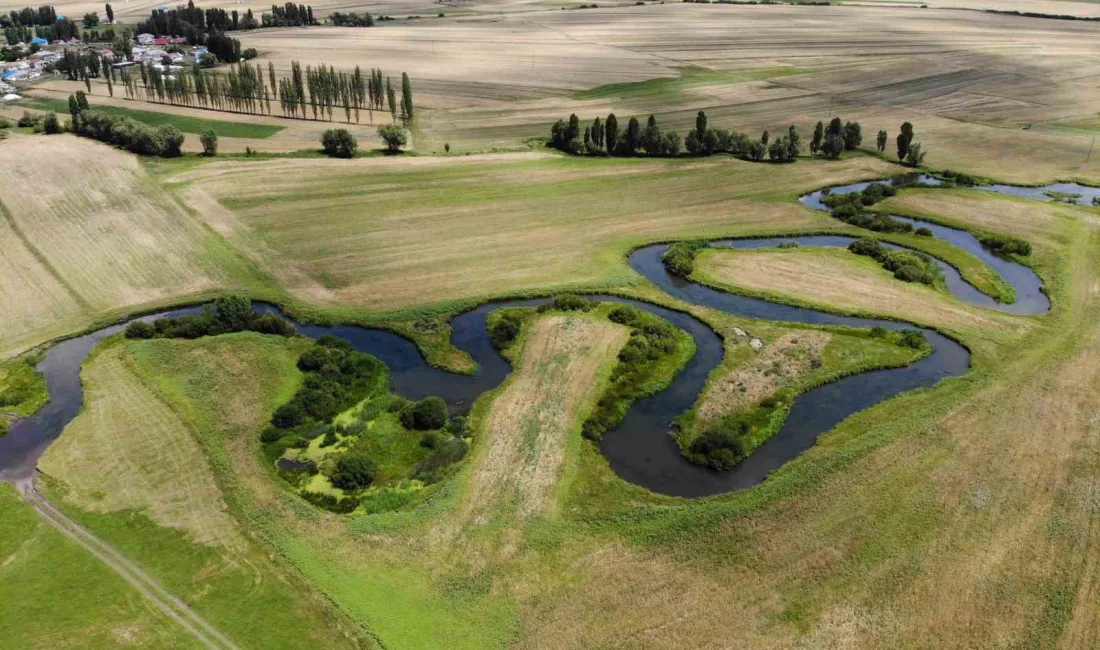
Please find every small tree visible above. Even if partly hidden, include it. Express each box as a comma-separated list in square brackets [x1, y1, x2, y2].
[695, 110, 707, 139]
[321, 128, 358, 157]
[444, 143, 450, 154]
[42, 112, 62, 134]
[605, 113, 619, 154]
[377, 124, 406, 153]
[200, 129, 218, 156]
[821, 132, 844, 159]
[641, 114, 662, 155]
[76, 91, 88, 111]
[897, 121, 914, 161]
[621, 116, 641, 155]
[661, 132, 681, 156]
[786, 124, 801, 160]
[386, 78, 397, 123]
[83, 12, 99, 28]
[68, 94, 80, 118]
[761, 129, 769, 145]
[876, 129, 888, 153]
[105, 3, 114, 23]
[904, 142, 926, 167]
[400, 72, 413, 124]
[841, 121, 862, 150]
[811, 121, 823, 155]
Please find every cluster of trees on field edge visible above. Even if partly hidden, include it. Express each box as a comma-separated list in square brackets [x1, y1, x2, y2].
[550, 111, 928, 165]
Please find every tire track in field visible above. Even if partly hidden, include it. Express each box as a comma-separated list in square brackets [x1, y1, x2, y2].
[15, 476, 242, 650]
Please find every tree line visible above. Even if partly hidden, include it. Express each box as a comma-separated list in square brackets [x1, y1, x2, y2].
[551, 112, 928, 167]
[549, 110, 803, 162]
[329, 11, 374, 26]
[136, 1, 316, 39]
[83, 55, 414, 126]
[2, 17, 78, 43]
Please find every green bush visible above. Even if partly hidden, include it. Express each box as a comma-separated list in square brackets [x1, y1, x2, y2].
[70, 110, 185, 157]
[377, 124, 407, 153]
[321, 128, 358, 157]
[42, 112, 62, 134]
[980, 234, 1031, 257]
[400, 396, 448, 430]
[489, 312, 524, 349]
[899, 329, 926, 349]
[17, 111, 41, 128]
[551, 293, 595, 311]
[661, 240, 707, 277]
[330, 452, 377, 490]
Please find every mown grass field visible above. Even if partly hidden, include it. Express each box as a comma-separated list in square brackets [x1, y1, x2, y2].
[171, 153, 902, 314]
[38, 333, 369, 650]
[19, 97, 285, 139]
[20, 97, 285, 138]
[0, 483, 202, 649]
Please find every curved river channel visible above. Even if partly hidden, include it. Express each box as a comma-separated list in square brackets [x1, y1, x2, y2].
[0, 176, 1060, 497]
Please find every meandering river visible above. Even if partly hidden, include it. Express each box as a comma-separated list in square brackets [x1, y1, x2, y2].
[0, 175, 1063, 496]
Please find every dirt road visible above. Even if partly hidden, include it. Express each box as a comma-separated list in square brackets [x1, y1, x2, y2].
[15, 476, 242, 650]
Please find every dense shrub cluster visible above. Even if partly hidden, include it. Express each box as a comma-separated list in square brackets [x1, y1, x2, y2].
[661, 240, 708, 277]
[848, 238, 942, 285]
[544, 293, 596, 312]
[490, 311, 525, 349]
[72, 110, 185, 157]
[125, 296, 295, 340]
[939, 169, 978, 186]
[270, 336, 387, 429]
[329, 11, 373, 26]
[582, 306, 685, 441]
[980, 234, 1031, 257]
[330, 452, 377, 490]
[16, 111, 40, 127]
[821, 183, 919, 234]
[689, 397, 784, 470]
[398, 396, 448, 430]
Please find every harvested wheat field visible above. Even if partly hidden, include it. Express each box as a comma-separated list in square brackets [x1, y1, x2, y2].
[463, 313, 627, 523]
[0, 135, 263, 356]
[230, 5, 1100, 180]
[174, 153, 894, 312]
[694, 246, 1027, 337]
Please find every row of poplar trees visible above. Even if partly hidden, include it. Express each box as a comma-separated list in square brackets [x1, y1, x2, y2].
[104, 58, 413, 124]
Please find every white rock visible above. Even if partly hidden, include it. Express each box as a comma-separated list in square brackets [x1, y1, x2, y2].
[732, 327, 746, 337]
[750, 338, 764, 350]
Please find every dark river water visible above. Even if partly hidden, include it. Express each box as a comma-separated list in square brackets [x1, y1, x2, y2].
[0, 175, 1054, 496]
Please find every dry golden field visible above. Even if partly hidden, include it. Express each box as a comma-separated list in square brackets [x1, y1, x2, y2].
[694, 246, 1027, 336]
[0, 134, 264, 357]
[171, 152, 895, 312]
[10, 3, 1098, 179]
[230, 5, 1100, 180]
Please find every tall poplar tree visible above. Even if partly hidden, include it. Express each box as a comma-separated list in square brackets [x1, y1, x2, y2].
[400, 72, 413, 124]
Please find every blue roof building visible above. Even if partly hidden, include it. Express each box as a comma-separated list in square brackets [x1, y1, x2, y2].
[30, 37, 48, 45]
